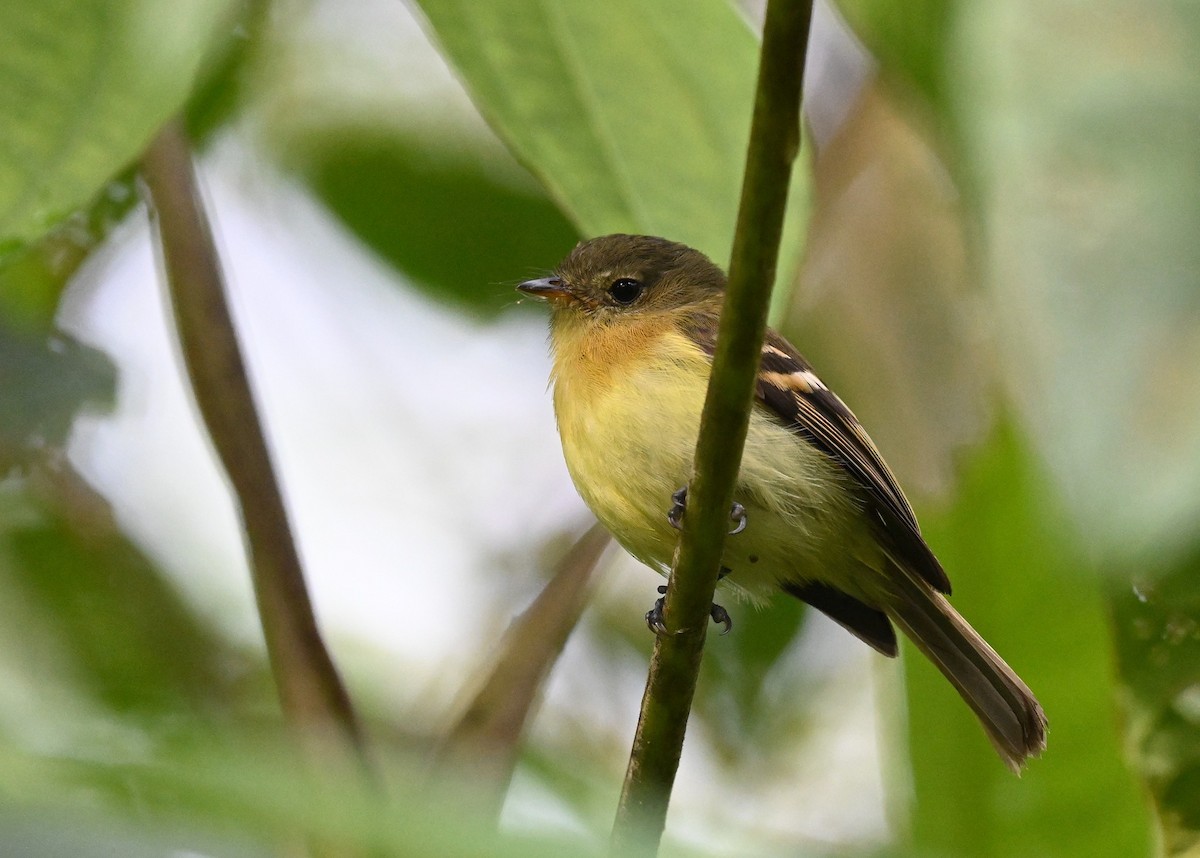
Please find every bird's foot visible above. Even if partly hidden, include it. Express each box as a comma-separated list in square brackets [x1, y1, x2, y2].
[666, 486, 747, 535]
[728, 503, 747, 535]
[645, 586, 670, 635]
[666, 489, 688, 530]
[645, 584, 734, 636]
[709, 602, 733, 635]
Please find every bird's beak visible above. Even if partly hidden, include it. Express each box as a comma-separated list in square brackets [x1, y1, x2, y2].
[517, 277, 573, 302]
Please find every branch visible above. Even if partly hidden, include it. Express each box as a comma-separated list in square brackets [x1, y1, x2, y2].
[610, 1, 814, 853]
[435, 522, 610, 821]
[140, 122, 369, 776]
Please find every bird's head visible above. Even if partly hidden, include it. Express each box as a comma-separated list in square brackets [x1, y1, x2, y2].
[518, 234, 726, 329]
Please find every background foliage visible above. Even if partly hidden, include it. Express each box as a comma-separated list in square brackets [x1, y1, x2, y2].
[0, 0, 1192, 855]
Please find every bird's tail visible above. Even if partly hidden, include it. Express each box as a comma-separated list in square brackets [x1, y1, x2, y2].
[884, 564, 1047, 772]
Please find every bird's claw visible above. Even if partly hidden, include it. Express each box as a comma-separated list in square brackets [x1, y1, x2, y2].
[710, 603, 733, 635]
[645, 585, 670, 635]
[729, 502, 747, 535]
[666, 487, 748, 536]
[667, 488, 688, 530]
[645, 584, 734, 636]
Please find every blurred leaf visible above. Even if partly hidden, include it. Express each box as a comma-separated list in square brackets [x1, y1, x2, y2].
[698, 594, 806, 752]
[0, 175, 138, 332]
[185, 0, 270, 142]
[0, 734, 595, 858]
[0, 0, 234, 256]
[0, 807, 264, 858]
[954, 0, 1200, 569]
[0, 463, 264, 718]
[0, 0, 261, 331]
[519, 741, 622, 841]
[833, 0, 956, 110]
[411, 0, 809, 275]
[1112, 560, 1200, 856]
[905, 424, 1152, 857]
[785, 82, 987, 501]
[289, 129, 579, 315]
[0, 328, 115, 466]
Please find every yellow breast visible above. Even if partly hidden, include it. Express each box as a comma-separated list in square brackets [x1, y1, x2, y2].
[550, 317, 708, 571]
[548, 312, 864, 602]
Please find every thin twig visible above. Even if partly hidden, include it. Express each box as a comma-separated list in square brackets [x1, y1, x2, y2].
[140, 121, 369, 776]
[435, 522, 611, 821]
[610, 1, 814, 853]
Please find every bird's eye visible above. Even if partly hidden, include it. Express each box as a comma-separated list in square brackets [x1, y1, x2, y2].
[608, 277, 643, 305]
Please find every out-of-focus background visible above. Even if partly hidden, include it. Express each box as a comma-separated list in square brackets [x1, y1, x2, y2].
[1, 0, 1196, 855]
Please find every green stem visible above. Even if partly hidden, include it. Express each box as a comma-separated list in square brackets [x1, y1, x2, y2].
[140, 122, 370, 777]
[610, 1, 814, 853]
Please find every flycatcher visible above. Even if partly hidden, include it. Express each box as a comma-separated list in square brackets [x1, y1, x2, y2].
[519, 234, 1046, 771]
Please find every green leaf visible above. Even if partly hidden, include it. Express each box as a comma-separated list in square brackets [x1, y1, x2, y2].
[0, 735, 592, 858]
[954, 0, 1200, 568]
[0, 464, 261, 718]
[0, 327, 114, 461]
[0, 807, 263, 858]
[1112, 560, 1200, 855]
[0, 174, 137, 331]
[411, 0, 808, 274]
[289, 129, 579, 315]
[833, 0, 957, 109]
[905, 424, 1152, 857]
[184, 0, 270, 143]
[0, 0, 234, 255]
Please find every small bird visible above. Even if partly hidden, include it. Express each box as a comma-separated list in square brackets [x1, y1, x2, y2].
[519, 234, 1046, 771]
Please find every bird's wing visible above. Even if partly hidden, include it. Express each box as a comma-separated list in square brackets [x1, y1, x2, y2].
[683, 317, 950, 594]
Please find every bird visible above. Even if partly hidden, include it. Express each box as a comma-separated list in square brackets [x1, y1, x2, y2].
[518, 233, 1047, 771]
